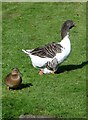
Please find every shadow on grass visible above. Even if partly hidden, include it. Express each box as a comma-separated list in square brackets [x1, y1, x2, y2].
[55, 61, 88, 74]
[10, 83, 33, 90]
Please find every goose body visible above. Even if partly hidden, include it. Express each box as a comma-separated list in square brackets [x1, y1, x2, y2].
[22, 20, 75, 74]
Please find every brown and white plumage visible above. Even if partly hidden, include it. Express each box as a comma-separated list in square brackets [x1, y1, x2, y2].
[22, 20, 75, 74]
[29, 42, 63, 58]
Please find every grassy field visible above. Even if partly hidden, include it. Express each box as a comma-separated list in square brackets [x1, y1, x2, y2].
[2, 2, 87, 119]
[0, 2, 2, 120]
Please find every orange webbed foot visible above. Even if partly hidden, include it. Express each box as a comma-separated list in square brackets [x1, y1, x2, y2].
[39, 70, 44, 75]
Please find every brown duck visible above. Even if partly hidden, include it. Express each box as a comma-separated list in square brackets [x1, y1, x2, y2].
[5, 68, 22, 89]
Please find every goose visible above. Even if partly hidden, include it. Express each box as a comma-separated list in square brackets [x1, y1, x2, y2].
[5, 68, 22, 89]
[22, 20, 75, 75]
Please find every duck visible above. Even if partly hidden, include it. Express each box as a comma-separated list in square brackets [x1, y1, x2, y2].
[5, 68, 22, 89]
[22, 20, 75, 75]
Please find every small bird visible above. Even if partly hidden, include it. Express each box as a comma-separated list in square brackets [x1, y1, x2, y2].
[5, 68, 22, 89]
[22, 20, 75, 75]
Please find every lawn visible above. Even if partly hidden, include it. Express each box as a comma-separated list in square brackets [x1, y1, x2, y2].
[2, 2, 87, 119]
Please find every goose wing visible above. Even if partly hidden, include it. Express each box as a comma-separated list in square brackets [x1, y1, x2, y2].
[30, 42, 63, 58]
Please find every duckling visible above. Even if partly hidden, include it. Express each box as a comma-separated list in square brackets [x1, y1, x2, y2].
[5, 68, 22, 89]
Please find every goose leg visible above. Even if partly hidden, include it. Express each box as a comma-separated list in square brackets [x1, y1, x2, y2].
[51, 71, 55, 74]
[39, 68, 55, 75]
[39, 69, 44, 75]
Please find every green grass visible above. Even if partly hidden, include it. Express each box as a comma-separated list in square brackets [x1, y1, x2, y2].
[2, 2, 86, 119]
[0, 2, 2, 120]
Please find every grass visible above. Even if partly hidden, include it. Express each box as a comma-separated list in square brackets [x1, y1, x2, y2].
[0, 2, 2, 120]
[2, 2, 87, 119]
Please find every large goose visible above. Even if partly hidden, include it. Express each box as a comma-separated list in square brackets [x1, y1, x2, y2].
[22, 20, 75, 75]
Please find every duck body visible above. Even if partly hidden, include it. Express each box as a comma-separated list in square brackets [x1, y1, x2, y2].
[5, 68, 22, 89]
[22, 20, 75, 74]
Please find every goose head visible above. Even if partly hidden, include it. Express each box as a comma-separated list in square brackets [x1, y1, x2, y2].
[61, 20, 75, 39]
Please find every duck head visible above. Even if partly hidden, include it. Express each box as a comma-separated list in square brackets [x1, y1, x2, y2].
[11, 68, 20, 76]
[61, 20, 75, 39]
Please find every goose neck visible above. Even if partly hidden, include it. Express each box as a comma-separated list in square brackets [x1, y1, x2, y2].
[61, 28, 69, 39]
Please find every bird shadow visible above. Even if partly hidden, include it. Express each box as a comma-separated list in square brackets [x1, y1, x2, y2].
[55, 60, 88, 74]
[10, 83, 33, 90]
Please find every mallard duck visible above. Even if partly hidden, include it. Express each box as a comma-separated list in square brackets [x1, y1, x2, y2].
[5, 68, 22, 89]
[22, 20, 75, 75]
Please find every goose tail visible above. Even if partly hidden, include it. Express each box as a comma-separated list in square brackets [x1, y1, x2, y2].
[22, 49, 32, 55]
